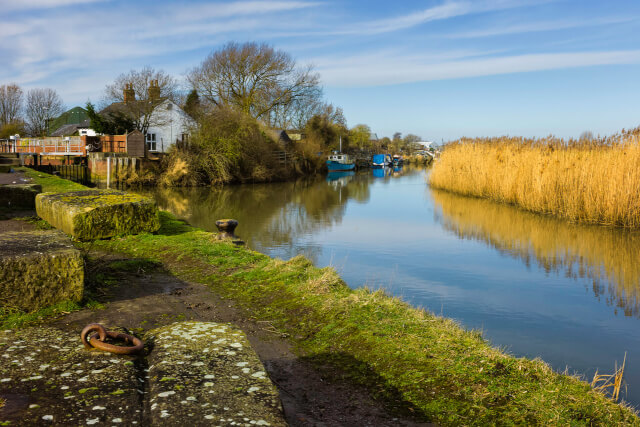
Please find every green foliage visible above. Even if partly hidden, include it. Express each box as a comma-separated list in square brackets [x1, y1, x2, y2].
[183, 89, 201, 119]
[305, 111, 349, 151]
[0, 121, 25, 139]
[86, 102, 135, 135]
[161, 108, 282, 186]
[349, 124, 371, 150]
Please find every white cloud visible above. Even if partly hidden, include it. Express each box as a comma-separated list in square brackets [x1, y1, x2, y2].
[1, 0, 107, 11]
[317, 50, 640, 87]
[444, 16, 635, 39]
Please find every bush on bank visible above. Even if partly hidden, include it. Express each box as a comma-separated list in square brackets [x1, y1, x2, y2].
[160, 108, 291, 186]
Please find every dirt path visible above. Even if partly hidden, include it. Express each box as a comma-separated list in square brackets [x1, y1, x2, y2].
[48, 251, 431, 426]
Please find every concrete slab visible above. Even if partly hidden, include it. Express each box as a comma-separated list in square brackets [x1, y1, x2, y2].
[0, 184, 42, 209]
[36, 190, 160, 241]
[0, 230, 84, 311]
[145, 322, 285, 426]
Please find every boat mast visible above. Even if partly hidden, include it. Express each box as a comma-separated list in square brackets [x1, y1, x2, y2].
[339, 136, 342, 152]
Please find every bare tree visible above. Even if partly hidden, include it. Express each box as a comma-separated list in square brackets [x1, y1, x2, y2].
[104, 67, 177, 134]
[188, 42, 321, 125]
[0, 84, 23, 127]
[25, 88, 64, 136]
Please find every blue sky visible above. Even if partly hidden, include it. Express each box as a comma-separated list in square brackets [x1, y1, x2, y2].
[1, 0, 639, 141]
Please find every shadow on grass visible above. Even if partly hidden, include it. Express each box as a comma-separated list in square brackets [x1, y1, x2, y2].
[155, 211, 195, 236]
[84, 255, 191, 304]
[301, 351, 432, 423]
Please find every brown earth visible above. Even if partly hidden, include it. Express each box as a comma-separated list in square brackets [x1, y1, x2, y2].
[1, 213, 431, 426]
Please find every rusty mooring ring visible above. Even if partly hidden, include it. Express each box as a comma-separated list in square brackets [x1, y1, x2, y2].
[80, 324, 144, 355]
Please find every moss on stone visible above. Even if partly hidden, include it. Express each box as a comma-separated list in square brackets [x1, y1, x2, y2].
[36, 190, 160, 241]
[0, 184, 42, 209]
[0, 230, 83, 312]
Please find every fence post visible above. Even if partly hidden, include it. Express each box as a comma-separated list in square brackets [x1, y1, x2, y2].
[107, 156, 111, 189]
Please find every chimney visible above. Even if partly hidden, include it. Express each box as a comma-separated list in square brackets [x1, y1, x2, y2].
[148, 79, 161, 102]
[123, 83, 135, 104]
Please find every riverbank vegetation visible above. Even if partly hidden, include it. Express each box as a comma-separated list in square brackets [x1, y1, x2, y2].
[4, 168, 638, 424]
[89, 212, 637, 425]
[429, 128, 640, 227]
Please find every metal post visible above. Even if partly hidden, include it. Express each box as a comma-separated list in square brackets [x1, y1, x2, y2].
[106, 156, 111, 189]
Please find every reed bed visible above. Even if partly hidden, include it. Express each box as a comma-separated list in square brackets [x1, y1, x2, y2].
[429, 128, 640, 227]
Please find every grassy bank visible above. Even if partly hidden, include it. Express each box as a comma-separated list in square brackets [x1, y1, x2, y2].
[429, 129, 640, 227]
[5, 168, 639, 424]
[88, 212, 637, 425]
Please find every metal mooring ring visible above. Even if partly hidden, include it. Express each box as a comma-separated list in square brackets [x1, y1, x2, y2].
[81, 323, 107, 350]
[81, 324, 144, 355]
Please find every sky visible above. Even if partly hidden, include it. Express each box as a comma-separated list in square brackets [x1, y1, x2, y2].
[1, 0, 639, 141]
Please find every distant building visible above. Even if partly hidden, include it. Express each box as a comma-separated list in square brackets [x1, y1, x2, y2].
[99, 81, 195, 153]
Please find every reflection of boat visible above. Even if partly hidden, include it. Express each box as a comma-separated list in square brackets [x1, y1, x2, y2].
[372, 154, 392, 168]
[373, 168, 389, 178]
[393, 165, 403, 174]
[393, 155, 404, 166]
[327, 170, 355, 182]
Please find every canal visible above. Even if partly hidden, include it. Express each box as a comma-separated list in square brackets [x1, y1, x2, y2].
[147, 165, 640, 407]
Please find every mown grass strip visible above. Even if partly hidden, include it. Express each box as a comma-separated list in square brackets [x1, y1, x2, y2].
[16, 166, 88, 193]
[89, 212, 639, 425]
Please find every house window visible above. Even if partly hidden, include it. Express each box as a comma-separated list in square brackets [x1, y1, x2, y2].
[146, 133, 157, 151]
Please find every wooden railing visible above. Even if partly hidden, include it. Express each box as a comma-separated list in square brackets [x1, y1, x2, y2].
[0, 137, 86, 156]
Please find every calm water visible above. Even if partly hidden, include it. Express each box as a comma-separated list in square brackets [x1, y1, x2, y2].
[147, 166, 640, 407]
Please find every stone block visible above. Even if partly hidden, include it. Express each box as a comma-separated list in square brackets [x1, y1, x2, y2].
[0, 328, 143, 425]
[0, 184, 42, 208]
[145, 321, 285, 426]
[0, 230, 84, 312]
[36, 190, 160, 241]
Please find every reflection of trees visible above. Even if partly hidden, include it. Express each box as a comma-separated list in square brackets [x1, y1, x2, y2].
[151, 173, 373, 262]
[431, 188, 640, 317]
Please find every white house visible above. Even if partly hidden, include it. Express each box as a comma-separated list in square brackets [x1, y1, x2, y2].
[144, 99, 195, 153]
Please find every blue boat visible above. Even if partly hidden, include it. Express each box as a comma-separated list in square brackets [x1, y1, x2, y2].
[372, 153, 392, 168]
[326, 153, 355, 171]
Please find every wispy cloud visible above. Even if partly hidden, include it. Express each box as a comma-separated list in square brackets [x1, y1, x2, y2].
[293, 0, 555, 36]
[444, 16, 635, 38]
[316, 50, 640, 86]
[1, 0, 107, 11]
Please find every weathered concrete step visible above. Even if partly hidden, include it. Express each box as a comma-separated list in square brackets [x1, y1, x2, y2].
[0, 183, 42, 209]
[146, 322, 285, 426]
[0, 230, 84, 312]
[0, 322, 286, 426]
[36, 190, 160, 241]
[0, 158, 20, 165]
[0, 327, 143, 425]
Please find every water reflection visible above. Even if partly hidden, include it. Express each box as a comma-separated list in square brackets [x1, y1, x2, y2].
[431, 188, 640, 317]
[150, 171, 376, 262]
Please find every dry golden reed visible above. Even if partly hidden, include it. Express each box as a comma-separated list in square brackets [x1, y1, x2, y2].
[429, 128, 640, 227]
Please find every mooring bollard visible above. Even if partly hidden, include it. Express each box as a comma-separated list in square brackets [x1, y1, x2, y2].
[215, 218, 241, 242]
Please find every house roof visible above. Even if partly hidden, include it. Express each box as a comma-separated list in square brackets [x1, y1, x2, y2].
[51, 124, 80, 136]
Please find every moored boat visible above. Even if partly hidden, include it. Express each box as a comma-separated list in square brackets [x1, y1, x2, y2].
[327, 152, 355, 171]
[372, 153, 392, 168]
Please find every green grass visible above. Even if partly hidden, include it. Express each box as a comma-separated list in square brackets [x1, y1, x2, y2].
[16, 166, 88, 193]
[0, 301, 84, 329]
[85, 211, 639, 425]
